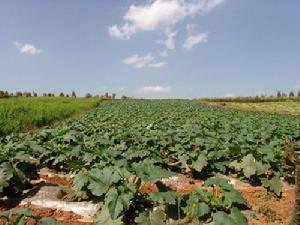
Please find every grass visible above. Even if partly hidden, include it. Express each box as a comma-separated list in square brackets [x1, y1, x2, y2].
[199, 101, 300, 115]
[0, 97, 100, 136]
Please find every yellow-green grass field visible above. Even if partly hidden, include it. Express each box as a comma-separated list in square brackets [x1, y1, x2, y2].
[0, 97, 100, 136]
[201, 101, 300, 115]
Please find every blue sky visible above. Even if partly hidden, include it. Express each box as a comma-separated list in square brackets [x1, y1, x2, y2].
[0, 0, 299, 98]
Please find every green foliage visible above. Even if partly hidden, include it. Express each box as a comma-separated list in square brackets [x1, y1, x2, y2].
[88, 167, 121, 197]
[192, 154, 208, 172]
[0, 208, 63, 225]
[94, 207, 123, 225]
[261, 176, 283, 196]
[0, 162, 14, 192]
[135, 207, 167, 225]
[0, 159, 37, 196]
[1, 100, 299, 223]
[133, 164, 175, 182]
[183, 178, 248, 223]
[0, 97, 100, 136]
[148, 191, 178, 204]
[240, 154, 269, 178]
[213, 207, 247, 225]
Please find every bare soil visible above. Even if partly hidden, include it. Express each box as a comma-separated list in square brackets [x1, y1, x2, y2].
[0, 172, 295, 225]
[141, 175, 295, 225]
[0, 205, 91, 225]
[0, 172, 92, 225]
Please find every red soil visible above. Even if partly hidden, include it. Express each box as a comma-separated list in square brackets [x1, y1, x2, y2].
[0, 172, 295, 225]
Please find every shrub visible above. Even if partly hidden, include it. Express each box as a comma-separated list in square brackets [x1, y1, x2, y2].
[71, 91, 76, 98]
[85, 93, 92, 98]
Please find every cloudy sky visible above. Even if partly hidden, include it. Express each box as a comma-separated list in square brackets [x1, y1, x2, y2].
[0, 0, 299, 98]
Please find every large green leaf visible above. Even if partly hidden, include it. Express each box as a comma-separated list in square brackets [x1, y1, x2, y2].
[135, 207, 167, 225]
[241, 154, 256, 178]
[196, 202, 210, 217]
[94, 207, 123, 225]
[148, 191, 178, 204]
[88, 167, 121, 197]
[73, 171, 89, 191]
[224, 190, 247, 207]
[192, 154, 208, 172]
[105, 187, 134, 220]
[0, 162, 14, 192]
[213, 208, 247, 225]
[13, 214, 26, 225]
[183, 190, 211, 218]
[261, 176, 283, 196]
[133, 164, 174, 182]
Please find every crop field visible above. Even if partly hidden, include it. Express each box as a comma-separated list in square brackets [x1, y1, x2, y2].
[1, 100, 300, 224]
[0, 97, 100, 136]
[201, 101, 300, 115]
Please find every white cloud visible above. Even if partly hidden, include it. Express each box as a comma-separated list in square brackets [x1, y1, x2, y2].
[121, 54, 154, 68]
[186, 23, 197, 34]
[108, 24, 137, 40]
[221, 93, 235, 98]
[149, 62, 166, 68]
[164, 28, 177, 50]
[121, 54, 166, 69]
[155, 29, 176, 57]
[108, 0, 224, 39]
[138, 85, 172, 94]
[14, 42, 42, 55]
[121, 54, 153, 68]
[295, 85, 300, 90]
[159, 50, 169, 57]
[183, 32, 208, 50]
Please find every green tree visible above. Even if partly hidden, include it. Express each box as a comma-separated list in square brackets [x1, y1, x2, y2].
[71, 91, 76, 98]
[0, 91, 4, 98]
[16, 91, 23, 97]
[276, 91, 281, 98]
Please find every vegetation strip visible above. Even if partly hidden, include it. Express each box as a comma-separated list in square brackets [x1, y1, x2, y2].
[200, 101, 300, 116]
[1, 100, 300, 224]
[0, 97, 100, 136]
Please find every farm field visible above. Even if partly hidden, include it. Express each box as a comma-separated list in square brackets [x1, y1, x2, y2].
[0, 97, 100, 137]
[1, 100, 300, 224]
[200, 101, 300, 115]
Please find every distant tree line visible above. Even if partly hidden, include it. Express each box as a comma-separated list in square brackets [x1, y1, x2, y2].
[0, 90, 76, 98]
[201, 90, 300, 103]
[0, 90, 132, 100]
[0, 90, 78, 98]
[277, 90, 300, 98]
